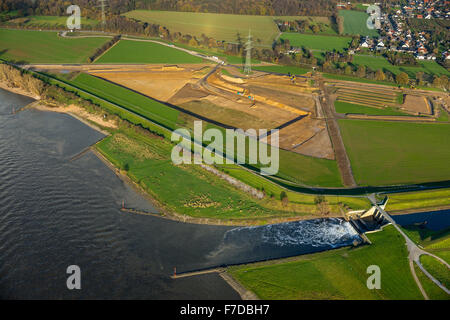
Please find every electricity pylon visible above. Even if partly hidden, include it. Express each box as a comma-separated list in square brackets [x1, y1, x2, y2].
[96, 0, 108, 27]
[243, 30, 252, 75]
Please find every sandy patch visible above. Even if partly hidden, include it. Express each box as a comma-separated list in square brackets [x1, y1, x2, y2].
[34, 103, 118, 129]
[90, 70, 196, 101]
[0, 82, 40, 100]
[401, 95, 431, 115]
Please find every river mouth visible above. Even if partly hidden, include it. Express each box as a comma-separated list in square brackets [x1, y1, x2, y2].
[0, 87, 360, 299]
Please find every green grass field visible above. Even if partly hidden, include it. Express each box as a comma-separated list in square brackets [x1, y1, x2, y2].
[334, 101, 407, 116]
[352, 55, 450, 78]
[386, 188, 450, 212]
[437, 107, 449, 122]
[414, 263, 448, 300]
[420, 255, 450, 289]
[399, 222, 449, 299]
[95, 40, 204, 64]
[338, 120, 450, 186]
[280, 33, 351, 51]
[338, 9, 379, 37]
[217, 164, 369, 209]
[96, 129, 296, 220]
[71, 73, 180, 129]
[95, 128, 361, 220]
[324, 73, 398, 86]
[228, 225, 423, 299]
[252, 65, 310, 75]
[125, 10, 279, 45]
[269, 148, 342, 188]
[0, 29, 109, 63]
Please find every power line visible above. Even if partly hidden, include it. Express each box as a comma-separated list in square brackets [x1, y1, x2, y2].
[244, 30, 252, 75]
[95, 0, 108, 26]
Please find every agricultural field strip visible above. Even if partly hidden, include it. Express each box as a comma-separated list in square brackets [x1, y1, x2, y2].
[337, 90, 397, 100]
[334, 102, 408, 116]
[334, 85, 400, 95]
[337, 98, 396, 108]
[124, 10, 279, 46]
[337, 100, 395, 108]
[337, 95, 397, 105]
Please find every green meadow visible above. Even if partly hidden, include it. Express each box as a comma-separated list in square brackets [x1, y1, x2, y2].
[216, 164, 369, 209]
[338, 120, 450, 186]
[338, 9, 379, 37]
[0, 29, 108, 63]
[8, 15, 99, 28]
[352, 55, 450, 78]
[420, 254, 450, 289]
[95, 40, 204, 64]
[125, 10, 279, 46]
[96, 130, 290, 220]
[414, 264, 448, 300]
[280, 33, 351, 51]
[95, 128, 365, 221]
[228, 225, 423, 299]
[386, 188, 450, 213]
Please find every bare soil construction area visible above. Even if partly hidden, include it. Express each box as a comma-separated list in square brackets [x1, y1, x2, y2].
[89, 65, 211, 101]
[401, 95, 431, 115]
[82, 65, 334, 159]
[327, 79, 440, 119]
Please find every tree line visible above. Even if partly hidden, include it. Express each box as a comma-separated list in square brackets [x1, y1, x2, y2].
[0, 0, 338, 18]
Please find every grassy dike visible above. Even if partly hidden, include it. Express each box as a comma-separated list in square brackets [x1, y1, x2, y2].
[386, 188, 450, 213]
[228, 225, 424, 299]
[93, 125, 370, 224]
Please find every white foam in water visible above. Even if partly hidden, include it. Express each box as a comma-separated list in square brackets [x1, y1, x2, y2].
[224, 218, 360, 248]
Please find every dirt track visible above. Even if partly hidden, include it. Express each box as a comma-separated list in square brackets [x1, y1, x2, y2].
[320, 79, 357, 187]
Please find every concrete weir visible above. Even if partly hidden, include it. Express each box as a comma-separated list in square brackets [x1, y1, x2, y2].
[345, 198, 389, 239]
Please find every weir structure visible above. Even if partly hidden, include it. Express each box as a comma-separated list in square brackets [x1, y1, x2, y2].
[345, 197, 388, 236]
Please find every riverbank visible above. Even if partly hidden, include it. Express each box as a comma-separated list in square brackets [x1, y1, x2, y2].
[0, 81, 40, 100]
[93, 142, 341, 226]
[32, 102, 117, 133]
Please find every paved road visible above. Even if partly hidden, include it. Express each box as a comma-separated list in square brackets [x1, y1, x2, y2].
[368, 194, 450, 299]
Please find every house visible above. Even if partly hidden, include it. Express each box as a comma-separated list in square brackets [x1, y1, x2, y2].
[418, 46, 428, 54]
[425, 14, 432, 19]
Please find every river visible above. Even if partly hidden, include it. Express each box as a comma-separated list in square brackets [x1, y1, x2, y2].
[0, 88, 361, 299]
